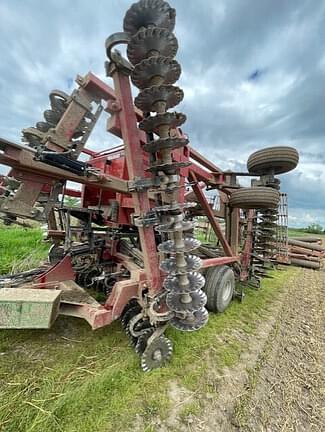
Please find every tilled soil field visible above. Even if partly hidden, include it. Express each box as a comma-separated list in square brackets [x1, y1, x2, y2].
[155, 266, 325, 432]
[236, 267, 325, 432]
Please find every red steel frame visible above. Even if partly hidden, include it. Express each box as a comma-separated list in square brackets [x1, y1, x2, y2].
[109, 63, 161, 294]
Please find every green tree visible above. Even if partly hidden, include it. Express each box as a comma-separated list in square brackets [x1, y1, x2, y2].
[304, 223, 324, 234]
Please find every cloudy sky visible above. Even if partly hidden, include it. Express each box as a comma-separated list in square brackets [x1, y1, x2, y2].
[0, 0, 324, 227]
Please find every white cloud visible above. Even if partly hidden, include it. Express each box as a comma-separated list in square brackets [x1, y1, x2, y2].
[0, 0, 324, 227]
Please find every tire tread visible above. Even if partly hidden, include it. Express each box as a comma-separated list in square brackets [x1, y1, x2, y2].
[229, 187, 280, 209]
[247, 146, 299, 175]
[204, 266, 234, 312]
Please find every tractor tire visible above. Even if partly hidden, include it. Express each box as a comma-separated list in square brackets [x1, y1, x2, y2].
[203, 265, 235, 313]
[247, 146, 299, 175]
[229, 187, 280, 209]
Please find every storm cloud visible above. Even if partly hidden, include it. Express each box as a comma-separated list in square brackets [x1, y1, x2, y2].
[0, 0, 324, 227]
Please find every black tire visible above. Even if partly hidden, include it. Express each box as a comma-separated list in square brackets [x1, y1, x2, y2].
[247, 146, 299, 175]
[229, 187, 279, 209]
[204, 266, 235, 313]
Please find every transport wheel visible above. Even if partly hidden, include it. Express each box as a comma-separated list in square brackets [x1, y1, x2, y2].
[247, 146, 299, 175]
[203, 265, 235, 313]
[229, 187, 280, 209]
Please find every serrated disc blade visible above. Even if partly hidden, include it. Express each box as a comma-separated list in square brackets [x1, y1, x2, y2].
[146, 160, 191, 173]
[170, 307, 208, 332]
[22, 129, 42, 148]
[156, 220, 193, 233]
[135, 328, 155, 355]
[43, 109, 61, 126]
[158, 237, 200, 254]
[131, 56, 181, 89]
[135, 85, 183, 112]
[163, 272, 205, 292]
[166, 290, 207, 313]
[123, 0, 176, 36]
[36, 121, 51, 132]
[160, 254, 202, 274]
[127, 27, 178, 65]
[144, 137, 188, 153]
[139, 112, 186, 133]
[140, 335, 173, 372]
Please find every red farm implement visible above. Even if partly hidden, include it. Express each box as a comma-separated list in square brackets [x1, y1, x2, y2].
[0, 0, 299, 371]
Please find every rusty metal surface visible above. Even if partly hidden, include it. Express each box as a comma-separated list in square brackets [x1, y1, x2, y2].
[59, 280, 100, 306]
[189, 170, 234, 257]
[35, 255, 75, 284]
[0, 141, 129, 193]
[109, 62, 162, 294]
[201, 256, 240, 268]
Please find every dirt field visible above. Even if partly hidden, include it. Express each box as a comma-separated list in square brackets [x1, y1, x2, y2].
[236, 267, 324, 432]
[154, 266, 325, 432]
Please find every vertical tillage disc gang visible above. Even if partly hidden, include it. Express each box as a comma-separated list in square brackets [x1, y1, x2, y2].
[124, 0, 208, 332]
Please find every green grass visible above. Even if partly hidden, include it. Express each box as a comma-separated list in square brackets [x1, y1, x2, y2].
[288, 227, 325, 238]
[0, 226, 297, 431]
[0, 270, 296, 432]
[288, 228, 309, 238]
[0, 227, 49, 274]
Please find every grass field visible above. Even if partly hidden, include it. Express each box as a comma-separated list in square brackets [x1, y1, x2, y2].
[288, 227, 324, 238]
[0, 227, 48, 274]
[0, 227, 296, 431]
[287, 228, 309, 238]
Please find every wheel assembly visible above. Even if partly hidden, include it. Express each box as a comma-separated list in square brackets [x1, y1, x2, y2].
[229, 187, 280, 209]
[247, 146, 299, 175]
[204, 265, 235, 313]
